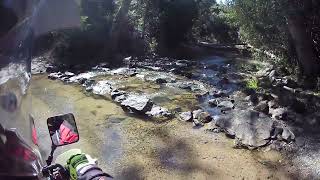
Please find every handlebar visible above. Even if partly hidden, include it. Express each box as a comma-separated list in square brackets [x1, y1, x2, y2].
[42, 163, 69, 180]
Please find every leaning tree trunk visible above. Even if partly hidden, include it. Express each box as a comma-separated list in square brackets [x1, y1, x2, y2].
[287, 1, 320, 79]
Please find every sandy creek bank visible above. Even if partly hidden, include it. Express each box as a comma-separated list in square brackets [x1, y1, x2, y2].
[30, 73, 295, 180]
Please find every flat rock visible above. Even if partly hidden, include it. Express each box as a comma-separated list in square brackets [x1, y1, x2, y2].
[167, 81, 208, 93]
[121, 95, 153, 114]
[65, 71, 75, 76]
[92, 81, 114, 95]
[69, 70, 109, 83]
[179, 111, 193, 122]
[146, 106, 172, 118]
[215, 110, 274, 148]
[137, 71, 176, 83]
[110, 67, 138, 76]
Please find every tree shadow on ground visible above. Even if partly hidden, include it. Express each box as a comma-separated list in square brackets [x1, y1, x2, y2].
[116, 166, 143, 180]
[115, 126, 216, 179]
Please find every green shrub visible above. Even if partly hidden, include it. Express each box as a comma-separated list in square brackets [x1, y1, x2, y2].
[246, 77, 259, 90]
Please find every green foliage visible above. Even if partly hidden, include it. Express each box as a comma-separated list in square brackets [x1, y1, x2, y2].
[228, 0, 288, 52]
[192, 1, 239, 43]
[246, 77, 259, 90]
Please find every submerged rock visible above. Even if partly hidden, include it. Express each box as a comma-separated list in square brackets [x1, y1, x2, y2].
[167, 81, 209, 93]
[218, 101, 235, 112]
[121, 95, 153, 114]
[155, 78, 168, 84]
[210, 90, 228, 98]
[208, 99, 219, 107]
[48, 72, 64, 80]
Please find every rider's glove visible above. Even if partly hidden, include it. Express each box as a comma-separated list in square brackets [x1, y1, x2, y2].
[66, 153, 112, 180]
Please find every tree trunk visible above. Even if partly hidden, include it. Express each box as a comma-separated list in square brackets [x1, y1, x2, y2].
[142, 2, 150, 38]
[104, 0, 132, 56]
[287, 1, 320, 79]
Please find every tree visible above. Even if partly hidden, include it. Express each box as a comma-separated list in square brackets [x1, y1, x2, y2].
[157, 0, 198, 51]
[227, 0, 320, 83]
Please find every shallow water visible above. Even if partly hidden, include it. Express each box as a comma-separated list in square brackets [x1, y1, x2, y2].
[31, 56, 294, 179]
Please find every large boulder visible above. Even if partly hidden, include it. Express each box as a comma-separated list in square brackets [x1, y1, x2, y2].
[215, 110, 274, 148]
[121, 95, 153, 114]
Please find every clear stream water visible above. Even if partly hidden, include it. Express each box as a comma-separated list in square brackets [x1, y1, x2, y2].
[31, 56, 295, 179]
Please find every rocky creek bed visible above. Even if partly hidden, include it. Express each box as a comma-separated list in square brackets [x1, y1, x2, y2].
[31, 55, 320, 179]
